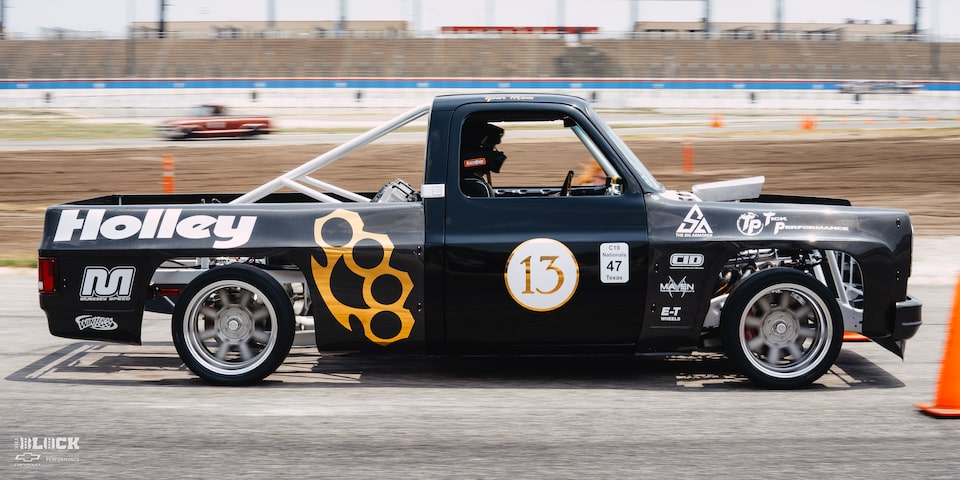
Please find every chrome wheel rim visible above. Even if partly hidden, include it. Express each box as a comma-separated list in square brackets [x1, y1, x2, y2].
[739, 283, 833, 379]
[182, 279, 278, 376]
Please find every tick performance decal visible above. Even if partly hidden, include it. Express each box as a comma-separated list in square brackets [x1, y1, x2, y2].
[310, 209, 415, 346]
[505, 238, 579, 312]
[736, 211, 787, 236]
[735, 211, 848, 236]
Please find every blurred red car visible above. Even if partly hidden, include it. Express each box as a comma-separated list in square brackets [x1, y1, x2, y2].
[157, 105, 273, 140]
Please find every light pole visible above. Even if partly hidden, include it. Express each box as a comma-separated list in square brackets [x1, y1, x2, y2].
[158, 0, 168, 38]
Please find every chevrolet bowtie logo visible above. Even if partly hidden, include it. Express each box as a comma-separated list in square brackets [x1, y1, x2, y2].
[15, 452, 42, 462]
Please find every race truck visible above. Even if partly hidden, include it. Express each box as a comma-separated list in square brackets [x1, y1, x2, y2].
[157, 104, 273, 140]
[38, 93, 922, 388]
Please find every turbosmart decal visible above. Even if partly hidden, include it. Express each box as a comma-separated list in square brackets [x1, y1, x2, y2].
[504, 238, 579, 312]
[310, 209, 415, 346]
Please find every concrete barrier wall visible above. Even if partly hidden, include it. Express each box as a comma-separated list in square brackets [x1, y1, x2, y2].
[2, 79, 958, 118]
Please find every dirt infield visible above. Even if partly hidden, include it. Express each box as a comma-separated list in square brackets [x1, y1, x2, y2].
[2, 133, 958, 259]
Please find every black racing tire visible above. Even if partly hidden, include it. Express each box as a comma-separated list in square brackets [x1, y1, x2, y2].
[172, 264, 295, 385]
[720, 268, 843, 389]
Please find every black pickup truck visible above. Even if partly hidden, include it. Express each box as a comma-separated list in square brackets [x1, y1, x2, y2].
[38, 93, 921, 388]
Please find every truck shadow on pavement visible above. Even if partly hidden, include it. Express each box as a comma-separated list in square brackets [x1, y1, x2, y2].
[5, 341, 904, 390]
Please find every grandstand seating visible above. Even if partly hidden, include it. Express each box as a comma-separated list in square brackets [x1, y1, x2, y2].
[0, 37, 958, 80]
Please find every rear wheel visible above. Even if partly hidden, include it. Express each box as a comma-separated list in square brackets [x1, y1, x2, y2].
[721, 268, 842, 389]
[172, 265, 294, 385]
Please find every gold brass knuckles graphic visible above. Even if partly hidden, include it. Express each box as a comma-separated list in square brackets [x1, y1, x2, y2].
[310, 209, 415, 346]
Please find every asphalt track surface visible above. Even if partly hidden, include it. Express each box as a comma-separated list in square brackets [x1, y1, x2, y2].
[2, 112, 960, 478]
[1, 238, 959, 479]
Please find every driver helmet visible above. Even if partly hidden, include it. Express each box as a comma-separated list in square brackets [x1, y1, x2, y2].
[461, 121, 506, 174]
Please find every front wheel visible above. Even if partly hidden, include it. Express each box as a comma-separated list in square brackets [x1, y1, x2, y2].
[721, 268, 843, 389]
[172, 265, 295, 385]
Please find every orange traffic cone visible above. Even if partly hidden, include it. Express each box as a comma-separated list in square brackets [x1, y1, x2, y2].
[711, 113, 724, 128]
[917, 274, 960, 417]
[162, 154, 176, 194]
[681, 137, 694, 174]
[799, 115, 817, 130]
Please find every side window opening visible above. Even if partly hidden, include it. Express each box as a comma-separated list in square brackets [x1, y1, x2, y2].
[458, 112, 622, 198]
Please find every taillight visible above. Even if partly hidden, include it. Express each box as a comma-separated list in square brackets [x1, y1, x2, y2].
[38, 257, 58, 294]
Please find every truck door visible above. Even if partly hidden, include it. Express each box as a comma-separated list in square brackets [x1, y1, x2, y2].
[441, 103, 649, 350]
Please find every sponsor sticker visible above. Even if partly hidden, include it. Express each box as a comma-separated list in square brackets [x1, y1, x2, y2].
[12, 436, 81, 466]
[736, 212, 764, 236]
[659, 276, 695, 298]
[773, 223, 850, 235]
[80, 266, 135, 302]
[669, 253, 704, 270]
[600, 242, 629, 284]
[463, 157, 487, 168]
[737, 211, 787, 236]
[660, 306, 682, 322]
[676, 205, 713, 238]
[75, 315, 119, 331]
[54, 209, 256, 249]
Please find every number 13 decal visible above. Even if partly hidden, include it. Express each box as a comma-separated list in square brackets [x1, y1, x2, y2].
[505, 238, 579, 312]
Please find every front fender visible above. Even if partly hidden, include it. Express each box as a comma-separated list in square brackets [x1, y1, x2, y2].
[642, 195, 917, 353]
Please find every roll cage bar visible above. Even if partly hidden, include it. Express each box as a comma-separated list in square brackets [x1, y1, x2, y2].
[231, 103, 432, 204]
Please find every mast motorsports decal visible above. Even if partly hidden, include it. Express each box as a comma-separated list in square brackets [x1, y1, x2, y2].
[310, 209, 415, 346]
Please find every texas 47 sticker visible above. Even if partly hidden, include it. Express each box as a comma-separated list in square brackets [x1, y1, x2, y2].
[600, 242, 629, 284]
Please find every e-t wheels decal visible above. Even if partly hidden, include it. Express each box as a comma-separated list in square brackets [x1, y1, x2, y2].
[311, 209, 415, 346]
[504, 238, 579, 312]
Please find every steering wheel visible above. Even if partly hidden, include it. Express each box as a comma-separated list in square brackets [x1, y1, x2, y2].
[560, 170, 575, 197]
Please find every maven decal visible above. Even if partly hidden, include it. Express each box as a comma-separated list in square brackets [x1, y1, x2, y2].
[54, 209, 256, 248]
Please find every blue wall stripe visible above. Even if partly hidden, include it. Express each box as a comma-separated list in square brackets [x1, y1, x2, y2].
[1, 79, 958, 91]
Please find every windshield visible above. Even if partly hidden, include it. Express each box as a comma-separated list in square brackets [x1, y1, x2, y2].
[588, 108, 665, 193]
[189, 105, 219, 117]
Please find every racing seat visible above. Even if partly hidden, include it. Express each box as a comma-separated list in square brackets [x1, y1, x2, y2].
[461, 175, 494, 197]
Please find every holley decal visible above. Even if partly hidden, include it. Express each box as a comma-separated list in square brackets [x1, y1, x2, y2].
[54, 209, 256, 248]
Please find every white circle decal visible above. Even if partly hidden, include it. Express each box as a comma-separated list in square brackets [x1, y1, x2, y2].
[504, 238, 579, 312]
